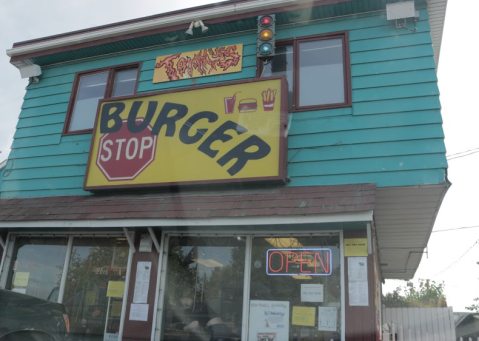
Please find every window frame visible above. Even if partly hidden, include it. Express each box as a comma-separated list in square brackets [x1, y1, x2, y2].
[257, 31, 351, 113]
[62, 62, 141, 136]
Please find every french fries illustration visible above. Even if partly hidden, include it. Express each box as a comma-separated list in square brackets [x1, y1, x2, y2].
[261, 88, 277, 111]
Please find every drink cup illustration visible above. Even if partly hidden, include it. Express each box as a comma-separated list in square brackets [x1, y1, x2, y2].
[262, 88, 277, 111]
[224, 92, 241, 114]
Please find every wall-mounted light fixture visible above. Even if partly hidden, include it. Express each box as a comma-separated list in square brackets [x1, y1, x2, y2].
[185, 20, 209, 36]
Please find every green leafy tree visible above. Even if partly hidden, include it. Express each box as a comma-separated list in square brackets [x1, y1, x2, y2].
[466, 262, 479, 314]
[383, 279, 447, 308]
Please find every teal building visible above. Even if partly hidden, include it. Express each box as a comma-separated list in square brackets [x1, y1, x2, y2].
[0, 1, 449, 340]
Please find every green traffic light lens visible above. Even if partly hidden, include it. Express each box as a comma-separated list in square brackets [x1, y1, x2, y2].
[259, 43, 273, 55]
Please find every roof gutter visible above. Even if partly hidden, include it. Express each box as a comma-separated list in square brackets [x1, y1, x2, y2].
[6, 0, 329, 60]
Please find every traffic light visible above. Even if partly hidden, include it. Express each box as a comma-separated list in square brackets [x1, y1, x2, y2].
[257, 15, 275, 60]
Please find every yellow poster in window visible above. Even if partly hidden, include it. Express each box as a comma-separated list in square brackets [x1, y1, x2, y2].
[86, 290, 96, 306]
[292, 306, 316, 327]
[13, 272, 30, 287]
[107, 281, 125, 298]
[111, 301, 123, 317]
[344, 238, 368, 257]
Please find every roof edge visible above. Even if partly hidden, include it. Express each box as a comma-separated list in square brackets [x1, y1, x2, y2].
[6, 0, 354, 67]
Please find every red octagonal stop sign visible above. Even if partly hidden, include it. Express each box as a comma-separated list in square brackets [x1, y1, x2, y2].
[96, 119, 157, 181]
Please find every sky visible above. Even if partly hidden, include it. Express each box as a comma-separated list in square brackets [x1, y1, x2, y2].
[0, 0, 478, 312]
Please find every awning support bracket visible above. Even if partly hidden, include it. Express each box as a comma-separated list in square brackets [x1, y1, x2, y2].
[0, 236, 5, 250]
[148, 227, 161, 254]
[123, 227, 136, 253]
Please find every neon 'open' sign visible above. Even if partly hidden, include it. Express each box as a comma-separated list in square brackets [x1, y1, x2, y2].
[266, 248, 332, 276]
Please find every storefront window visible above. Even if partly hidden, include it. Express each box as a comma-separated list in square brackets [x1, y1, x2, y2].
[7, 237, 68, 300]
[162, 236, 247, 341]
[62, 237, 129, 341]
[249, 235, 342, 341]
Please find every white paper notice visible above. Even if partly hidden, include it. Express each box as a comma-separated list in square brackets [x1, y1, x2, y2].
[12, 288, 27, 294]
[348, 257, 368, 282]
[301, 284, 324, 302]
[317, 307, 338, 331]
[129, 303, 149, 321]
[249, 300, 290, 341]
[348, 257, 369, 306]
[103, 333, 119, 341]
[348, 282, 369, 306]
[133, 261, 151, 304]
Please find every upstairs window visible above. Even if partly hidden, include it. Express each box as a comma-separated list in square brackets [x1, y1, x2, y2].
[64, 64, 140, 135]
[260, 32, 351, 112]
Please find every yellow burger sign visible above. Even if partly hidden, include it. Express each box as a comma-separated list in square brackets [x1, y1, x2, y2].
[84, 77, 287, 190]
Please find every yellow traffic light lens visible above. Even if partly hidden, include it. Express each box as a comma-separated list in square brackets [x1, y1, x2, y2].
[259, 29, 273, 40]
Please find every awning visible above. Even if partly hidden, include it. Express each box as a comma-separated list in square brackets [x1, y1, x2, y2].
[0, 184, 375, 222]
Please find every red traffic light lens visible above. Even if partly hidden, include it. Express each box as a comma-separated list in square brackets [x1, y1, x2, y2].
[259, 29, 273, 40]
[260, 16, 273, 26]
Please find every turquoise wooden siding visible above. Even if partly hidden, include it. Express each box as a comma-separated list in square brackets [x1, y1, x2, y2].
[0, 8, 447, 198]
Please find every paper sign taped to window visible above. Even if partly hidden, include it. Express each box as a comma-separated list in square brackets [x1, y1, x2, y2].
[103, 333, 118, 341]
[107, 281, 125, 298]
[301, 284, 324, 302]
[318, 307, 338, 331]
[13, 272, 30, 287]
[292, 306, 316, 327]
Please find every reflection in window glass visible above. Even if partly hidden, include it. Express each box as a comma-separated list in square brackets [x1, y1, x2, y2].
[162, 236, 246, 341]
[69, 71, 109, 132]
[7, 237, 68, 301]
[262, 45, 294, 110]
[299, 39, 344, 107]
[249, 235, 341, 341]
[62, 238, 129, 341]
[112, 68, 138, 97]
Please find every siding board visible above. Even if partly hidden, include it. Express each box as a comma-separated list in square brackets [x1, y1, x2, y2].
[9, 140, 91, 159]
[289, 154, 447, 177]
[352, 69, 438, 89]
[16, 113, 66, 128]
[290, 169, 446, 187]
[350, 45, 434, 65]
[289, 110, 442, 135]
[14, 123, 64, 139]
[351, 57, 436, 77]
[11, 134, 62, 149]
[289, 124, 444, 149]
[353, 96, 441, 115]
[288, 139, 446, 163]
[7, 154, 88, 170]
[352, 82, 439, 102]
